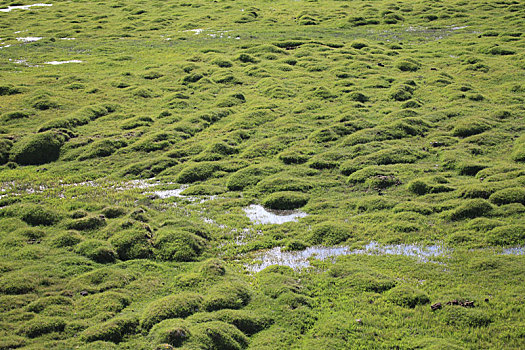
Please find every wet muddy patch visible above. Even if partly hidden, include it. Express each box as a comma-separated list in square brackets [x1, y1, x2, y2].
[243, 204, 308, 225]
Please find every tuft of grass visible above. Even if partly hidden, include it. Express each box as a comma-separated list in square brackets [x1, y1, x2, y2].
[385, 285, 430, 308]
[18, 316, 67, 338]
[10, 131, 68, 165]
[309, 221, 352, 245]
[262, 191, 309, 210]
[449, 199, 493, 221]
[141, 293, 203, 330]
[75, 239, 117, 263]
[203, 281, 251, 312]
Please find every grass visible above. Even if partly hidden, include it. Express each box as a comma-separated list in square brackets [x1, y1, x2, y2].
[0, 0, 524, 348]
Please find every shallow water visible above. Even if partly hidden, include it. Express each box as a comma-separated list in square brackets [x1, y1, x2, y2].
[0, 4, 52, 13]
[184, 29, 204, 35]
[502, 247, 525, 255]
[246, 242, 450, 272]
[45, 60, 83, 65]
[17, 37, 42, 42]
[149, 185, 218, 203]
[244, 204, 308, 225]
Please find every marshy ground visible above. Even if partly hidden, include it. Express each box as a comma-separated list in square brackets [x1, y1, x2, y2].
[0, 0, 524, 349]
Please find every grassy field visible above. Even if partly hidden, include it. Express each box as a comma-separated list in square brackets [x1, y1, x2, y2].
[0, 0, 524, 349]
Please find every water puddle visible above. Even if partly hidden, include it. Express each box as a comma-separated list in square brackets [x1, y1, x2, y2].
[184, 29, 205, 35]
[244, 204, 308, 225]
[0, 3, 52, 13]
[16, 37, 42, 42]
[44, 60, 83, 65]
[182, 29, 239, 40]
[246, 242, 450, 272]
[502, 247, 525, 255]
[150, 186, 218, 203]
[0, 178, 164, 199]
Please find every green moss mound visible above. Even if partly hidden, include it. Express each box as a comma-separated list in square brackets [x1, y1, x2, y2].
[18, 316, 66, 338]
[109, 229, 153, 260]
[262, 191, 309, 210]
[187, 321, 249, 350]
[81, 315, 139, 343]
[440, 306, 492, 327]
[10, 131, 68, 165]
[20, 204, 61, 226]
[154, 229, 205, 262]
[148, 318, 191, 347]
[489, 187, 525, 205]
[203, 281, 251, 311]
[140, 293, 203, 330]
[75, 239, 117, 263]
[309, 221, 352, 245]
[385, 286, 430, 308]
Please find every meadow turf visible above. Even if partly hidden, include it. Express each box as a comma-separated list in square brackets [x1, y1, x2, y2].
[0, 0, 524, 349]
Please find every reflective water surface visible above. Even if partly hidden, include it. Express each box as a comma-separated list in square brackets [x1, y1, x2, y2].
[246, 242, 450, 272]
[243, 204, 308, 225]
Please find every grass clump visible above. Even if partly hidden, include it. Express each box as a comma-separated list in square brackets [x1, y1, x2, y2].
[75, 239, 117, 263]
[66, 215, 106, 231]
[148, 318, 190, 347]
[440, 307, 492, 327]
[10, 131, 68, 165]
[75, 291, 130, 318]
[79, 140, 126, 160]
[154, 229, 205, 262]
[199, 258, 226, 278]
[38, 104, 116, 132]
[140, 293, 203, 330]
[262, 191, 309, 210]
[489, 187, 525, 205]
[0, 139, 13, 165]
[18, 316, 67, 338]
[20, 204, 61, 226]
[101, 206, 127, 219]
[203, 282, 251, 312]
[452, 118, 491, 137]
[176, 162, 220, 183]
[189, 309, 273, 336]
[449, 199, 493, 221]
[26, 296, 73, 313]
[227, 164, 280, 190]
[2, 111, 30, 122]
[408, 180, 431, 195]
[187, 321, 248, 350]
[81, 315, 139, 343]
[109, 229, 153, 260]
[309, 221, 352, 245]
[486, 225, 525, 245]
[396, 59, 420, 71]
[0, 85, 21, 95]
[0, 273, 38, 294]
[385, 285, 430, 308]
[511, 135, 525, 162]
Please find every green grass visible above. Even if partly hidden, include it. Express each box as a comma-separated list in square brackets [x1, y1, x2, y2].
[0, 0, 524, 348]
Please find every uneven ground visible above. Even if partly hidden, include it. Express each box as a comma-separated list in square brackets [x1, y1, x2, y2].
[0, 0, 524, 349]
